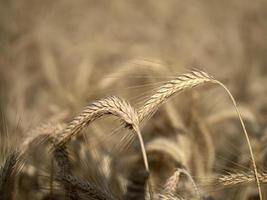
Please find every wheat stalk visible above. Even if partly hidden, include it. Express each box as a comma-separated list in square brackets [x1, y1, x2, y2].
[214, 81, 262, 200]
[138, 70, 262, 200]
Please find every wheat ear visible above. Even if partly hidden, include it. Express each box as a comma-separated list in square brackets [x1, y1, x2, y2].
[55, 96, 149, 172]
[138, 70, 262, 200]
[138, 71, 213, 122]
[218, 172, 267, 186]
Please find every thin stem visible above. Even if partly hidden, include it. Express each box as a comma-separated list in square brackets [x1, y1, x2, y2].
[214, 80, 262, 200]
[135, 128, 149, 172]
[135, 128, 153, 200]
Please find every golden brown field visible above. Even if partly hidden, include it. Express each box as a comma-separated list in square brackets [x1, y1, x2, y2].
[1, 0, 267, 199]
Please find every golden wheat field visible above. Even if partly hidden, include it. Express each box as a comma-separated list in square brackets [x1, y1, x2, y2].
[1, 0, 267, 200]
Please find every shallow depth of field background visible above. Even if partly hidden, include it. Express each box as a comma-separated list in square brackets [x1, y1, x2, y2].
[0, 0, 267, 200]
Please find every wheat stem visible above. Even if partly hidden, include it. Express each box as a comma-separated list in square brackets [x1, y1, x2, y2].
[213, 80, 262, 200]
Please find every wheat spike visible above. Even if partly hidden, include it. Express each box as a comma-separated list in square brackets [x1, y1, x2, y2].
[138, 71, 213, 122]
[55, 95, 149, 177]
[138, 70, 262, 200]
[56, 96, 139, 146]
[218, 172, 267, 186]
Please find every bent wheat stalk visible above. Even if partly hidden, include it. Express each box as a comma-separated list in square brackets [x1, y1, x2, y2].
[138, 70, 262, 200]
[214, 81, 262, 200]
[55, 96, 149, 173]
[54, 96, 151, 199]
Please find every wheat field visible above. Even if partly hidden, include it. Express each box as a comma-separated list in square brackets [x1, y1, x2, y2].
[0, 0, 267, 200]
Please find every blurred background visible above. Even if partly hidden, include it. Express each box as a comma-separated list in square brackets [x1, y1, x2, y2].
[1, 0, 267, 125]
[0, 0, 267, 199]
